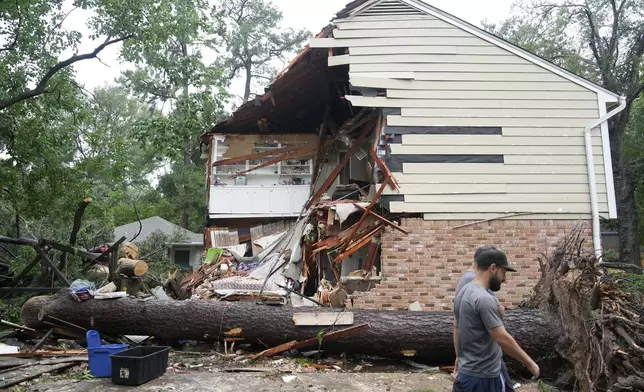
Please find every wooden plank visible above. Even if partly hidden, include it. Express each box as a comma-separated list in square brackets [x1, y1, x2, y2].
[0, 349, 87, 358]
[389, 145, 602, 156]
[292, 312, 354, 326]
[353, 204, 409, 235]
[337, 178, 390, 256]
[0, 361, 80, 389]
[231, 144, 318, 177]
[29, 329, 54, 353]
[336, 19, 449, 29]
[423, 212, 592, 220]
[1, 320, 35, 332]
[213, 144, 303, 167]
[33, 246, 70, 286]
[253, 324, 370, 359]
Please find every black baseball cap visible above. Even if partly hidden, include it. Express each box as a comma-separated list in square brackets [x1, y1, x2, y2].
[476, 248, 517, 272]
[474, 245, 497, 260]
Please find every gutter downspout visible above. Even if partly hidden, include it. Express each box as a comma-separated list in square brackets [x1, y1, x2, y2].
[584, 95, 626, 259]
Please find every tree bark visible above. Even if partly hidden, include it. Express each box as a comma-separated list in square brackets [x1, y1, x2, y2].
[21, 295, 560, 367]
[609, 109, 641, 266]
[116, 259, 148, 277]
[243, 63, 252, 102]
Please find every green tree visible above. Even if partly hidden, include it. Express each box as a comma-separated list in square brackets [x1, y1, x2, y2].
[217, 0, 311, 102]
[486, 0, 644, 265]
[120, 0, 227, 230]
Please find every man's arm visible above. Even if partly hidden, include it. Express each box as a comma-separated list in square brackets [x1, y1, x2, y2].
[452, 316, 459, 375]
[488, 326, 539, 378]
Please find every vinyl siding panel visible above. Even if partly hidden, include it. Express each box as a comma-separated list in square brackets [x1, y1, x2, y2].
[346, 96, 599, 109]
[327, 10, 611, 218]
[390, 202, 606, 214]
[350, 71, 573, 82]
[404, 193, 608, 203]
[422, 213, 593, 220]
[350, 46, 512, 55]
[401, 163, 604, 175]
[382, 183, 608, 195]
[386, 90, 597, 100]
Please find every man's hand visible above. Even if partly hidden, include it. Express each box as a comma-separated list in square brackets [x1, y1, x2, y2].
[527, 360, 540, 379]
[451, 357, 458, 380]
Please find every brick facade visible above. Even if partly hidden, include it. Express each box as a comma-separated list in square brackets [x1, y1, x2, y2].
[350, 218, 592, 311]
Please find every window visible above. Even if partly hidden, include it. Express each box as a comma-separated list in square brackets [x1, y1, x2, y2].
[174, 249, 191, 269]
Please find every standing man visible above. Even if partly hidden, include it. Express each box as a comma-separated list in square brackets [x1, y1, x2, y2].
[453, 248, 539, 392]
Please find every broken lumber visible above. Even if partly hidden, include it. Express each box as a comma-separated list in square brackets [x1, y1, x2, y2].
[116, 258, 148, 277]
[254, 323, 370, 359]
[21, 295, 560, 366]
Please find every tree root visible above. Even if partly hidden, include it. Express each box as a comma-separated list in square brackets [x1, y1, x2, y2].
[532, 224, 644, 391]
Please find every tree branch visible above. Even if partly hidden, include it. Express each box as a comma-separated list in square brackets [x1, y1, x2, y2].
[0, 0, 22, 52]
[0, 35, 134, 111]
[58, 198, 92, 271]
[129, 204, 143, 242]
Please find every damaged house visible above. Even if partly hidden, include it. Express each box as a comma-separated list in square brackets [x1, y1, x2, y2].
[199, 0, 622, 311]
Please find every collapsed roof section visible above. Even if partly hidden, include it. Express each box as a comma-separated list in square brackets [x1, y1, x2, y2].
[206, 25, 353, 137]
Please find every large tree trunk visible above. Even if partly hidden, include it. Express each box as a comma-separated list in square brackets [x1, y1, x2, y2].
[243, 63, 252, 102]
[609, 109, 641, 266]
[21, 295, 560, 369]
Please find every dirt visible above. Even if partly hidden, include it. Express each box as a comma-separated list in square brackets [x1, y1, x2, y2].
[24, 371, 542, 392]
[12, 351, 543, 392]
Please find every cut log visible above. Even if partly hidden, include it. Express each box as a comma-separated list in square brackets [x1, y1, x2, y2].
[116, 258, 148, 277]
[21, 295, 559, 367]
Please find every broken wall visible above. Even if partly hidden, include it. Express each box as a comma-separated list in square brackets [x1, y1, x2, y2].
[350, 218, 592, 311]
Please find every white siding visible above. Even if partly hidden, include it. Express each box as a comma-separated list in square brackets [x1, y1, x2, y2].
[314, 8, 612, 218]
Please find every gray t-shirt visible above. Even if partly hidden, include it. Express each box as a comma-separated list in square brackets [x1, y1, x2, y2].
[454, 283, 503, 378]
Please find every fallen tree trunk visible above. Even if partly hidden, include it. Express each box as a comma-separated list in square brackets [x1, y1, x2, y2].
[21, 294, 560, 368]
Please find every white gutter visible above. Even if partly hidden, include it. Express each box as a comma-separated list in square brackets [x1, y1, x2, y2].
[584, 95, 626, 259]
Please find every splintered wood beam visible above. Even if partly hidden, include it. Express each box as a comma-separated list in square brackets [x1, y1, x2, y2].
[334, 229, 383, 264]
[311, 108, 330, 187]
[33, 246, 70, 287]
[371, 112, 383, 153]
[370, 150, 400, 191]
[353, 204, 409, 235]
[254, 323, 370, 359]
[337, 176, 390, 256]
[213, 144, 303, 167]
[229, 144, 318, 178]
[306, 116, 377, 209]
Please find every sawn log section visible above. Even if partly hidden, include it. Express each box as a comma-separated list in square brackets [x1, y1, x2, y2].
[21, 296, 559, 365]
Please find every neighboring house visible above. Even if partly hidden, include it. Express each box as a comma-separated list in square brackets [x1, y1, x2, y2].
[114, 216, 204, 271]
[203, 0, 621, 310]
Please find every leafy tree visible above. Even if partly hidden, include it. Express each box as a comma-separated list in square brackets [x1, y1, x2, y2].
[486, 0, 644, 265]
[120, 0, 227, 230]
[216, 0, 311, 102]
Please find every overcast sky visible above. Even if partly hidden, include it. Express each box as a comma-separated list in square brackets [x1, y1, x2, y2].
[72, 0, 517, 99]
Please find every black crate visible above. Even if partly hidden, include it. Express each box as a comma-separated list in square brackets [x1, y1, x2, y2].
[110, 346, 170, 386]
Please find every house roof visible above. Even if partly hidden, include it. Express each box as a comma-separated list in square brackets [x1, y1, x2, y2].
[336, 0, 620, 102]
[114, 216, 203, 245]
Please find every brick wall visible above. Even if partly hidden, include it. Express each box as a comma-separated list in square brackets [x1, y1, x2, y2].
[350, 218, 592, 311]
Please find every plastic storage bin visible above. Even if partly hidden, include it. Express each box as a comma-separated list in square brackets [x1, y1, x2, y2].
[86, 330, 128, 378]
[110, 346, 170, 386]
